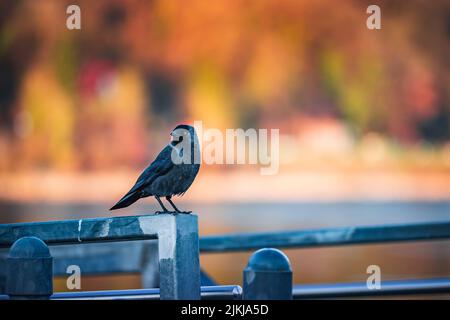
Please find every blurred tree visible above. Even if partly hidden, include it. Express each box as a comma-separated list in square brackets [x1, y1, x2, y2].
[0, 0, 449, 171]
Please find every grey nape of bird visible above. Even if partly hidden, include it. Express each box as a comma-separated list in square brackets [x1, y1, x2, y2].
[110, 124, 200, 214]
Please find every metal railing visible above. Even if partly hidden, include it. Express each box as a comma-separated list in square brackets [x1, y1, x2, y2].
[0, 214, 201, 300]
[1, 215, 450, 299]
[0, 285, 242, 301]
[200, 221, 450, 252]
[292, 278, 450, 299]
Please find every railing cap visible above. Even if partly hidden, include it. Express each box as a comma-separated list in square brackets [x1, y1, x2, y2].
[245, 248, 291, 272]
[8, 236, 51, 259]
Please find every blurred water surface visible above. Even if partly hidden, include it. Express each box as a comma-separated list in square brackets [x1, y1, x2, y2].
[1, 200, 450, 230]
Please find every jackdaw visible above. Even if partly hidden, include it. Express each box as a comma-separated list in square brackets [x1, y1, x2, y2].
[110, 124, 200, 213]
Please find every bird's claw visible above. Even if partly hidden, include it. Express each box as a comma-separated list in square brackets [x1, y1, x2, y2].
[155, 210, 187, 215]
[154, 209, 191, 215]
[170, 210, 190, 215]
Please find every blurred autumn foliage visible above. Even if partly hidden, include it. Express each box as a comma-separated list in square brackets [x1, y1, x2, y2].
[0, 0, 449, 172]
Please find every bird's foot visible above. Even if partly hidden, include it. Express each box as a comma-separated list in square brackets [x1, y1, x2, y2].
[155, 210, 182, 215]
[154, 210, 191, 215]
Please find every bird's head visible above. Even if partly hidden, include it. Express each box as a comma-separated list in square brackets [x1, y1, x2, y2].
[170, 124, 196, 145]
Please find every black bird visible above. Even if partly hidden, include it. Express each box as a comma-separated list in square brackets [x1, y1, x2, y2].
[110, 124, 200, 213]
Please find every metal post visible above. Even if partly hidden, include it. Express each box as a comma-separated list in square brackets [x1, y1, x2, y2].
[141, 241, 160, 289]
[153, 214, 201, 300]
[6, 237, 53, 300]
[243, 248, 292, 300]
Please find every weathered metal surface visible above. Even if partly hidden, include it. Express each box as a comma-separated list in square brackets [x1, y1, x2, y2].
[3, 219, 450, 251]
[243, 248, 292, 300]
[293, 278, 450, 298]
[150, 213, 198, 300]
[0, 213, 201, 300]
[0, 215, 159, 247]
[6, 237, 53, 299]
[200, 221, 450, 252]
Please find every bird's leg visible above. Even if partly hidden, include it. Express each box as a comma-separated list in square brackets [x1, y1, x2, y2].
[166, 196, 191, 214]
[166, 196, 181, 213]
[155, 196, 169, 214]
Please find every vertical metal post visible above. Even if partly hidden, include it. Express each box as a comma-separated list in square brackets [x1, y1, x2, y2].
[243, 248, 292, 300]
[6, 236, 53, 300]
[160, 214, 201, 300]
[141, 240, 160, 288]
[139, 213, 201, 300]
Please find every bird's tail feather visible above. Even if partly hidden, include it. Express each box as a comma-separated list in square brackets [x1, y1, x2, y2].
[110, 191, 141, 210]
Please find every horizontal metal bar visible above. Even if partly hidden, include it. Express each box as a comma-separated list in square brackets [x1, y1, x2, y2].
[199, 221, 450, 252]
[2, 219, 450, 252]
[0, 214, 162, 248]
[293, 278, 450, 299]
[52, 285, 241, 300]
[2, 278, 448, 300]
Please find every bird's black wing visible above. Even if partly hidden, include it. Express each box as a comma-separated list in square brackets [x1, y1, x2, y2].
[110, 145, 175, 210]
